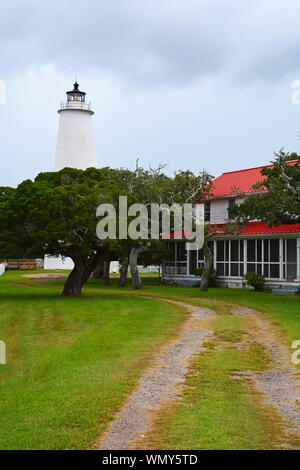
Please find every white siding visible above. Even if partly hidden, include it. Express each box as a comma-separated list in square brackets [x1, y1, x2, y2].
[210, 199, 229, 224]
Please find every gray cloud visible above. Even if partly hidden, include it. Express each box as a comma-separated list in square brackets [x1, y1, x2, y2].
[1, 0, 300, 188]
[2, 0, 300, 87]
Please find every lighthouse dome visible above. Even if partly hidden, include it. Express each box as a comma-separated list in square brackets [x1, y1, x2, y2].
[66, 81, 86, 102]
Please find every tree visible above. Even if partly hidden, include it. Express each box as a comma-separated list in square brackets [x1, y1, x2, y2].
[0, 168, 135, 296]
[0, 164, 216, 295]
[228, 150, 300, 226]
[100, 165, 174, 288]
[199, 223, 237, 291]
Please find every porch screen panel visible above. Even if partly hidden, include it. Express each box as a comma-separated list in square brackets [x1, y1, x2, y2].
[189, 250, 197, 275]
[217, 240, 243, 277]
[216, 240, 225, 275]
[164, 242, 176, 274]
[286, 239, 297, 279]
[256, 240, 262, 274]
[246, 240, 255, 274]
[230, 240, 239, 276]
[269, 239, 280, 278]
[197, 248, 205, 270]
[177, 242, 187, 274]
[263, 239, 280, 279]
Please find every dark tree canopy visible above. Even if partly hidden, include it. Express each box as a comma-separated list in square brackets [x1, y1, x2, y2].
[0, 165, 215, 295]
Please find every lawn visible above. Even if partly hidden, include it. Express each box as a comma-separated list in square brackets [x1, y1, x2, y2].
[81, 276, 300, 350]
[0, 271, 185, 449]
[0, 270, 299, 449]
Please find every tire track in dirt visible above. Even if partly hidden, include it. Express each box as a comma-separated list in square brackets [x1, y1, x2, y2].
[96, 297, 216, 450]
[231, 307, 300, 437]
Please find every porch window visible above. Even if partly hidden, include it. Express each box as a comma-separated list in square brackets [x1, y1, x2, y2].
[204, 202, 211, 222]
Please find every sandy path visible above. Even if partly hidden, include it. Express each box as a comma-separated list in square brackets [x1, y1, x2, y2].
[97, 297, 216, 450]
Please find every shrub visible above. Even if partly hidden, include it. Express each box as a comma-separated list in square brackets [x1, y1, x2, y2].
[244, 272, 265, 291]
[195, 267, 219, 287]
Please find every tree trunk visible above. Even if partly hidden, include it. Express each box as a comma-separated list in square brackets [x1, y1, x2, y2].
[82, 252, 104, 284]
[92, 260, 104, 279]
[118, 255, 129, 287]
[200, 242, 213, 292]
[62, 251, 105, 297]
[62, 258, 86, 297]
[130, 245, 148, 289]
[102, 259, 110, 286]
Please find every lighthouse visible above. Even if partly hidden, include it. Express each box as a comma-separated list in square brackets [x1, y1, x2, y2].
[54, 82, 97, 171]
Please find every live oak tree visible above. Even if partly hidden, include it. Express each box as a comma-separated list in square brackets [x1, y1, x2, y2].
[0, 168, 134, 296]
[0, 164, 216, 295]
[101, 166, 215, 289]
[100, 165, 174, 289]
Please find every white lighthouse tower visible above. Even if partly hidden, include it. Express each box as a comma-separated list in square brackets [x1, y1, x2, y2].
[45, 82, 98, 271]
[54, 82, 97, 170]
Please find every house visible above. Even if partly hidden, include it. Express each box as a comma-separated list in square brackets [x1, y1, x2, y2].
[162, 161, 300, 292]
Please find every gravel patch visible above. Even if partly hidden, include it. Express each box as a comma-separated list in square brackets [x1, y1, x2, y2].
[251, 338, 300, 433]
[23, 273, 68, 280]
[230, 306, 259, 316]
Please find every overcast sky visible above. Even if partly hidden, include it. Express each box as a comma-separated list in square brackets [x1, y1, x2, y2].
[1, 0, 300, 187]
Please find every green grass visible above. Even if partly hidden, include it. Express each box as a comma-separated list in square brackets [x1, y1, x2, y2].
[1, 270, 300, 450]
[0, 272, 185, 449]
[79, 276, 300, 349]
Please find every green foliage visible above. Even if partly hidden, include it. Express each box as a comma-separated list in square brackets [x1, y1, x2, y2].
[0, 168, 135, 260]
[228, 150, 300, 226]
[244, 272, 265, 291]
[0, 165, 215, 294]
[0, 165, 214, 259]
[194, 266, 219, 286]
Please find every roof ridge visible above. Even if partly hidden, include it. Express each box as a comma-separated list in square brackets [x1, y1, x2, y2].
[219, 159, 298, 177]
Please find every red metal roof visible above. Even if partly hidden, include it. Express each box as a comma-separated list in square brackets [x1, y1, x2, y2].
[161, 229, 190, 239]
[162, 222, 300, 239]
[210, 160, 298, 198]
[215, 221, 300, 236]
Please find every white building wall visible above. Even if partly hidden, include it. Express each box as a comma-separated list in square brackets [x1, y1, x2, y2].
[210, 199, 229, 224]
[44, 255, 74, 270]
